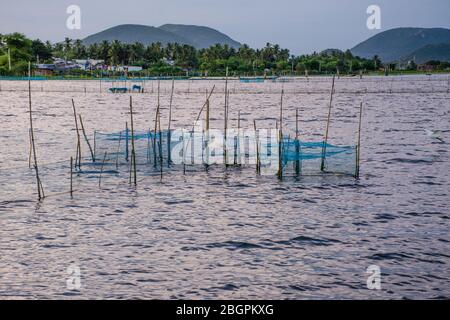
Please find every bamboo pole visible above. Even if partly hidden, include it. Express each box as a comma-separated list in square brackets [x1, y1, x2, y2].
[295, 108, 301, 175]
[158, 97, 163, 180]
[355, 102, 363, 179]
[183, 130, 186, 175]
[205, 97, 210, 170]
[152, 79, 161, 167]
[70, 157, 73, 198]
[254, 120, 260, 174]
[321, 75, 336, 172]
[71, 99, 82, 168]
[167, 77, 175, 166]
[183, 85, 217, 174]
[93, 130, 97, 161]
[28, 128, 32, 168]
[125, 122, 129, 162]
[278, 90, 284, 180]
[28, 61, 44, 200]
[129, 96, 137, 186]
[236, 110, 241, 166]
[233, 112, 238, 166]
[224, 67, 229, 167]
[79, 114, 95, 162]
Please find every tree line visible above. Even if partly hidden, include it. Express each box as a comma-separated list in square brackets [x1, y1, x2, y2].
[0, 32, 436, 77]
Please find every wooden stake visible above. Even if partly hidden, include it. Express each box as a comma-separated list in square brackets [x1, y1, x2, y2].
[93, 130, 97, 161]
[321, 75, 335, 172]
[183, 85, 217, 174]
[158, 97, 163, 180]
[79, 114, 95, 162]
[205, 98, 210, 170]
[28, 61, 44, 200]
[355, 102, 363, 179]
[224, 67, 229, 167]
[278, 90, 284, 180]
[167, 77, 175, 165]
[129, 96, 137, 185]
[295, 108, 301, 175]
[236, 110, 241, 166]
[28, 128, 32, 169]
[254, 120, 260, 174]
[70, 157, 73, 198]
[125, 122, 129, 162]
[71, 99, 82, 168]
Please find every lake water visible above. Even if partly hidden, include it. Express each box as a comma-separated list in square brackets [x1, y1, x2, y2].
[0, 75, 449, 299]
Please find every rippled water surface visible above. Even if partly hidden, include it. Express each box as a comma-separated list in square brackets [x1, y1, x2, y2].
[0, 75, 449, 299]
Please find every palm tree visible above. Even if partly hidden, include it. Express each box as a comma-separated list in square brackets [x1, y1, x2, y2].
[99, 41, 111, 64]
[109, 40, 121, 65]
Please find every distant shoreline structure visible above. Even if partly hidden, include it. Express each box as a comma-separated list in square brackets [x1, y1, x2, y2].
[0, 72, 449, 82]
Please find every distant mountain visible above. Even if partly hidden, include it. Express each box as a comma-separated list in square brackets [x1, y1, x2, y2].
[159, 24, 241, 49]
[83, 24, 189, 46]
[402, 43, 450, 64]
[320, 48, 344, 56]
[83, 24, 241, 49]
[351, 27, 450, 62]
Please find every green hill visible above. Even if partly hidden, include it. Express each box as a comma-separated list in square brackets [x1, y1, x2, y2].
[351, 27, 450, 62]
[159, 24, 241, 49]
[83, 24, 190, 46]
[402, 43, 450, 64]
[83, 24, 241, 49]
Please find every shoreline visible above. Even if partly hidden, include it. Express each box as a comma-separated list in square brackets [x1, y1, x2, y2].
[0, 72, 449, 81]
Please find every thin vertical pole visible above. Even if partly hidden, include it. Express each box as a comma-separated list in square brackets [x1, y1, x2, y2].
[79, 114, 95, 162]
[125, 122, 129, 162]
[71, 99, 82, 168]
[321, 75, 335, 172]
[158, 97, 163, 180]
[355, 102, 363, 179]
[167, 77, 175, 165]
[254, 120, 260, 174]
[70, 157, 73, 198]
[183, 129, 186, 175]
[93, 130, 97, 161]
[278, 90, 284, 180]
[224, 67, 229, 167]
[28, 128, 32, 168]
[237, 110, 241, 166]
[28, 61, 44, 200]
[295, 108, 300, 175]
[153, 80, 160, 167]
[205, 97, 210, 170]
[129, 96, 137, 185]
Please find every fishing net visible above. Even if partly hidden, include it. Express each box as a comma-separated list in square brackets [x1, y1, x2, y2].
[93, 129, 358, 177]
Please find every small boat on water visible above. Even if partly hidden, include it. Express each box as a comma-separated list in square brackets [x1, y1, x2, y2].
[109, 85, 143, 93]
[109, 87, 128, 93]
[240, 76, 278, 83]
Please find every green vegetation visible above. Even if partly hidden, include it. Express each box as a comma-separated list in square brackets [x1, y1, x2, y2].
[1, 33, 449, 77]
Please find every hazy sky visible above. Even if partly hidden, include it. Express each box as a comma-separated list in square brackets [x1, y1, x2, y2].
[1, 0, 449, 54]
